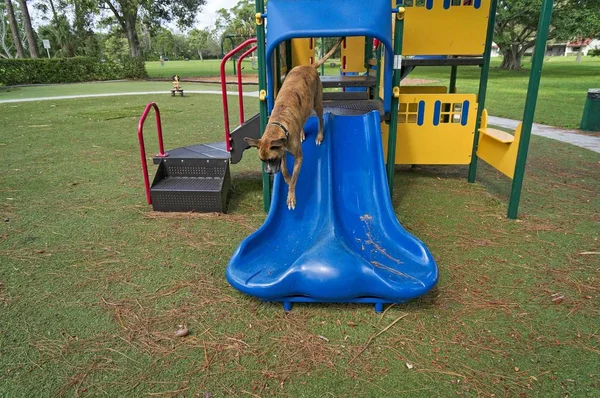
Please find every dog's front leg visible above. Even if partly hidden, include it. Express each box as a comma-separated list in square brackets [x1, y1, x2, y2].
[286, 154, 302, 210]
[280, 152, 291, 185]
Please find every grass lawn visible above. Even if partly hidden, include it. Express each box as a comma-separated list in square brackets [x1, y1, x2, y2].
[146, 57, 600, 129]
[1, 93, 599, 397]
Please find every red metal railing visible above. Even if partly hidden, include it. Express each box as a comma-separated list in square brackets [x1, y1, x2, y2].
[220, 38, 257, 152]
[236, 45, 257, 124]
[137, 102, 168, 205]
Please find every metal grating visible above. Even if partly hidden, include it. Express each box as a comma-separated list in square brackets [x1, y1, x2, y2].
[152, 177, 223, 192]
[165, 164, 227, 178]
[152, 192, 220, 211]
[322, 100, 384, 117]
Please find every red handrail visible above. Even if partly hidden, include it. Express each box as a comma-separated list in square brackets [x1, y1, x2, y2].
[236, 45, 257, 124]
[220, 38, 257, 152]
[137, 102, 168, 205]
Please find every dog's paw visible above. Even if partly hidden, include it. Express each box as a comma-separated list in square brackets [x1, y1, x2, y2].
[315, 134, 323, 146]
[286, 193, 296, 210]
[301, 131, 306, 142]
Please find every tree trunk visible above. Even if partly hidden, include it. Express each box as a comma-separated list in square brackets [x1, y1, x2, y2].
[500, 45, 524, 70]
[124, 16, 140, 58]
[5, 0, 25, 58]
[17, 0, 38, 58]
[576, 47, 583, 63]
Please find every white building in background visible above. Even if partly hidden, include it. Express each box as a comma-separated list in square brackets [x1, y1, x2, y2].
[543, 38, 600, 57]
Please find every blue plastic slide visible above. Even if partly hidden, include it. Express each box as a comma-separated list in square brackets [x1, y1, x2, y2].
[226, 111, 438, 311]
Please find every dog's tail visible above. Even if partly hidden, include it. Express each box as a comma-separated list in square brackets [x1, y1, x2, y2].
[312, 37, 345, 69]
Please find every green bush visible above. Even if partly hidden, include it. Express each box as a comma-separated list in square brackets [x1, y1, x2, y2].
[0, 56, 148, 85]
[589, 48, 600, 57]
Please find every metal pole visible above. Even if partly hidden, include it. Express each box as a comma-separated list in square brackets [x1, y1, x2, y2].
[467, 0, 498, 183]
[449, 65, 457, 93]
[320, 37, 325, 76]
[507, 0, 554, 219]
[255, 0, 271, 212]
[386, 5, 405, 193]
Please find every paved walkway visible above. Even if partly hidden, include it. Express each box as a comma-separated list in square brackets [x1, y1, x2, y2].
[1, 91, 598, 154]
[0, 90, 260, 103]
[488, 116, 600, 154]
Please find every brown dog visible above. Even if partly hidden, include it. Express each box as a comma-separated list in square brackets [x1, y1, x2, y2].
[245, 38, 343, 210]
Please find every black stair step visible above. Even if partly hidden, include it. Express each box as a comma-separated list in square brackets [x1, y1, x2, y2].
[152, 177, 224, 192]
[320, 75, 377, 88]
[150, 157, 231, 213]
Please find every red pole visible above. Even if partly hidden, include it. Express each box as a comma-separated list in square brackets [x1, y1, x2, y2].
[237, 45, 257, 124]
[220, 38, 257, 152]
[137, 102, 168, 205]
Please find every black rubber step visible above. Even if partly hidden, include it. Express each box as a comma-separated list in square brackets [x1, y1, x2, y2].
[320, 75, 377, 88]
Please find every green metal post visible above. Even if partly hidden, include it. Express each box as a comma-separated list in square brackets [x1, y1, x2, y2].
[507, 0, 554, 219]
[386, 6, 405, 193]
[320, 37, 325, 76]
[375, 45, 382, 100]
[449, 65, 458, 93]
[255, 0, 271, 212]
[467, 0, 498, 183]
[364, 37, 374, 66]
[275, 45, 282, 89]
[285, 39, 292, 70]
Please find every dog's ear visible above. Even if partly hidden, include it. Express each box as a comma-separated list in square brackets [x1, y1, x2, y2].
[269, 139, 285, 148]
[244, 137, 260, 147]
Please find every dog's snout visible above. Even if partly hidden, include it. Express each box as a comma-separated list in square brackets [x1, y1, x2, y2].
[263, 158, 281, 175]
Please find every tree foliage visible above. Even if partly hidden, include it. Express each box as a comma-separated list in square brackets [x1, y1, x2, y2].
[101, 0, 206, 58]
[495, 0, 600, 69]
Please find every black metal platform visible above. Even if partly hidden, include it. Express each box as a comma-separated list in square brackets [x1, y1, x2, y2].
[153, 142, 229, 165]
[322, 100, 386, 120]
[320, 75, 377, 88]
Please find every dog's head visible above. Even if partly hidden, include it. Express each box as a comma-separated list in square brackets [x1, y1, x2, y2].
[244, 136, 286, 175]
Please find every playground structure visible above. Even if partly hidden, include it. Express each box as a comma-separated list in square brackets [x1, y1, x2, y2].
[137, 0, 555, 311]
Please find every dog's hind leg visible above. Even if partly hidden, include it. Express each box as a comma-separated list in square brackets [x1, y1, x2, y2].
[315, 103, 324, 145]
[315, 84, 324, 145]
[286, 154, 302, 210]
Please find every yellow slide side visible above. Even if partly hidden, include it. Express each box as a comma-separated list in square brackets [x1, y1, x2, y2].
[476, 109, 521, 179]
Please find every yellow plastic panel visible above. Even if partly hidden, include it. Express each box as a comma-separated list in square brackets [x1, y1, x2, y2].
[402, 1, 491, 56]
[291, 38, 314, 66]
[477, 125, 521, 179]
[341, 36, 366, 73]
[382, 93, 478, 165]
[401, 86, 448, 94]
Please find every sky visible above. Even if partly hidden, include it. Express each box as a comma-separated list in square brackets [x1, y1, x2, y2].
[196, 0, 240, 29]
[31, 0, 241, 32]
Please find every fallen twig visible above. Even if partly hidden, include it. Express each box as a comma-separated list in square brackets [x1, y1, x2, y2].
[349, 313, 408, 364]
